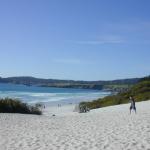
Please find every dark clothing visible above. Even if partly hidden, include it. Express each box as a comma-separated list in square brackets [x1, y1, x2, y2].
[129, 97, 136, 113]
[130, 104, 136, 110]
[130, 99, 136, 110]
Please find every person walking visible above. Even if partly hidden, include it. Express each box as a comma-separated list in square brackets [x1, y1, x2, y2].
[129, 96, 136, 114]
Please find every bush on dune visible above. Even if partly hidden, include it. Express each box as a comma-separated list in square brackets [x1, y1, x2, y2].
[79, 77, 150, 110]
[0, 98, 42, 115]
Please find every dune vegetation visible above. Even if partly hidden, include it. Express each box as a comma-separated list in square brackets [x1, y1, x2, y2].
[0, 98, 42, 115]
[79, 76, 150, 110]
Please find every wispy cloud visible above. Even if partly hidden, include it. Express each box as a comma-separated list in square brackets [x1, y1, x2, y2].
[70, 35, 125, 45]
[52, 58, 82, 64]
[67, 20, 150, 46]
[105, 21, 150, 32]
[52, 58, 95, 65]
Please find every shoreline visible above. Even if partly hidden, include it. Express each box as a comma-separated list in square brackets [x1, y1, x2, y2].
[0, 82, 111, 106]
[42, 103, 78, 116]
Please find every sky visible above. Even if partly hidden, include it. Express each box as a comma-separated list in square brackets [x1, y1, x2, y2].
[0, 0, 150, 81]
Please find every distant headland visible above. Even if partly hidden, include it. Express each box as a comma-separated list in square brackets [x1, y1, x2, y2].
[0, 76, 141, 92]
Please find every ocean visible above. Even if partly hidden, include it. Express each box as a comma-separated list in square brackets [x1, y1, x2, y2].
[0, 83, 111, 105]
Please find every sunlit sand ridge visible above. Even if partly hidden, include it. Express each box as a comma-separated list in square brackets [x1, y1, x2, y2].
[0, 101, 150, 150]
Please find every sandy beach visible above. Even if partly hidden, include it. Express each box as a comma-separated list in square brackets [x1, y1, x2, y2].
[0, 101, 150, 150]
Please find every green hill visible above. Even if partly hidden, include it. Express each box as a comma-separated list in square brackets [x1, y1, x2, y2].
[79, 76, 150, 109]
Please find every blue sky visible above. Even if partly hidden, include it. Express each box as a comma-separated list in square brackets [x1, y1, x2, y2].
[0, 0, 150, 80]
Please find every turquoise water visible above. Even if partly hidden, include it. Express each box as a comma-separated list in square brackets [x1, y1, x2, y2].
[0, 83, 110, 105]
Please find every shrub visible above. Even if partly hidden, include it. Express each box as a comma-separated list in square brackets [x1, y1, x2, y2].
[0, 98, 42, 115]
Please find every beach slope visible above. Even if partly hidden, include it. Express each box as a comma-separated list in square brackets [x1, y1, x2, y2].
[0, 101, 150, 150]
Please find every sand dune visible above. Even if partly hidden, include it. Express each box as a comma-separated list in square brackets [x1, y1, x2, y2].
[0, 101, 150, 150]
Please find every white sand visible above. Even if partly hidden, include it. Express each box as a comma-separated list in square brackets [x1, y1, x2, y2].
[43, 104, 78, 117]
[0, 101, 150, 150]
